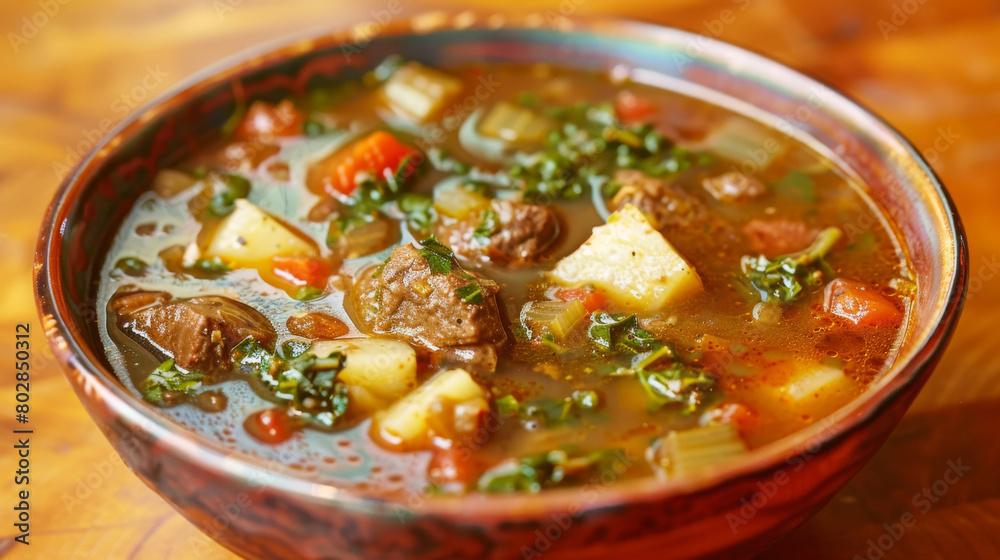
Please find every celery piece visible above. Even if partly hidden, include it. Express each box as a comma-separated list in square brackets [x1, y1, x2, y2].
[383, 62, 463, 122]
[657, 423, 748, 478]
[521, 300, 586, 339]
[479, 101, 554, 144]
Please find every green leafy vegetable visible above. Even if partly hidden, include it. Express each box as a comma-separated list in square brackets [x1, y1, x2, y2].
[418, 236, 455, 274]
[142, 359, 203, 405]
[398, 193, 434, 233]
[741, 227, 842, 302]
[477, 448, 624, 493]
[207, 174, 252, 217]
[636, 364, 717, 414]
[473, 208, 499, 244]
[454, 282, 485, 305]
[587, 312, 662, 353]
[232, 337, 349, 428]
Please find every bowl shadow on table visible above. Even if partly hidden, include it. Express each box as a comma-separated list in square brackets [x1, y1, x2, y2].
[759, 398, 1000, 559]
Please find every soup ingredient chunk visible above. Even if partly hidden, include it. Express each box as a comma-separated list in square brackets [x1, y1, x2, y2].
[309, 131, 420, 197]
[610, 170, 707, 230]
[356, 239, 506, 348]
[438, 200, 560, 264]
[373, 368, 489, 450]
[823, 278, 903, 327]
[203, 199, 318, 268]
[742, 219, 816, 257]
[651, 423, 748, 478]
[701, 171, 766, 203]
[382, 62, 464, 122]
[308, 339, 417, 414]
[112, 291, 277, 375]
[233, 100, 304, 141]
[550, 204, 702, 311]
[741, 227, 842, 302]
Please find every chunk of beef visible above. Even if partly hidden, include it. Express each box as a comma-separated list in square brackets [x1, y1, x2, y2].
[355, 244, 506, 349]
[742, 219, 816, 257]
[610, 170, 707, 229]
[111, 291, 276, 375]
[435, 200, 559, 265]
[702, 172, 766, 203]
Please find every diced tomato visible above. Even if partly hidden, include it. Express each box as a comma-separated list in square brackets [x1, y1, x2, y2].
[427, 446, 477, 486]
[314, 131, 421, 197]
[708, 402, 758, 434]
[271, 256, 330, 288]
[555, 287, 608, 313]
[234, 100, 304, 141]
[615, 91, 657, 124]
[244, 408, 296, 444]
[823, 278, 903, 327]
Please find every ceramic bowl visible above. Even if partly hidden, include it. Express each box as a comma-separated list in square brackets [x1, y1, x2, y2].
[34, 12, 968, 560]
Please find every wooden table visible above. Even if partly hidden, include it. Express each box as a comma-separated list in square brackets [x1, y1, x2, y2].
[1, 0, 998, 557]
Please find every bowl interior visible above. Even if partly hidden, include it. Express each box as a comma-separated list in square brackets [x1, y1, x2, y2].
[37, 14, 966, 512]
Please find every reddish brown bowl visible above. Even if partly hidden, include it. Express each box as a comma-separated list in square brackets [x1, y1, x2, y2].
[34, 13, 967, 560]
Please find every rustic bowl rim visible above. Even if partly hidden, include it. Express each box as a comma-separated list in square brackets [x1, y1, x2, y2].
[35, 11, 968, 518]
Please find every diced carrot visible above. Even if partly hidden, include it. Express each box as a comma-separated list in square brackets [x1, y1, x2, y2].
[271, 256, 330, 288]
[234, 100, 304, 141]
[314, 131, 421, 197]
[555, 287, 608, 313]
[615, 91, 657, 124]
[707, 402, 758, 434]
[823, 278, 903, 327]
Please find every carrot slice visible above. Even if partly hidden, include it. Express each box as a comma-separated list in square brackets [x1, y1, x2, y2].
[555, 287, 608, 313]
[234, 100, 303, 141]
[615, 91, 656, 124]
[823, 278, 903, 327]
[271, 256, 330, 288]
[314, 131, 420, 197]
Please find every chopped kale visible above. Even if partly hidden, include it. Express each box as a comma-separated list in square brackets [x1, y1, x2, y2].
[478, 448, 625, 493]
[141, 359, 203, 405]
[636, 364, 717, 414]
[742, 227, 842, 302]
[587, 312, 663, 353]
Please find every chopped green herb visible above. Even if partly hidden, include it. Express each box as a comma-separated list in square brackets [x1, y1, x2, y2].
[418, 236, 455, 275]
[587, 312, 662, 353]
[741, 227, 842, 302]
[496, 394, 520, 416]
[426, 148, 470, 174]
[294, 286, 325, 301]
[141, 359, 203, 405]
[114, 257, 148, 277]
[473, 208, 499, 244]
[191, 257, 231, 273]
[454, 282, 485, 305]
[636, 364, 717, 414]
[478, 448, 625, 493]
[207, 174, 252, 217]
[398, 193, 434, 233]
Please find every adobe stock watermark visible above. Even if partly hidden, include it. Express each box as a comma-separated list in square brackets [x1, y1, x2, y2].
[51, 65, 169, 180]
[853, 459, 971, 560]
[878, 0, 930, 40]
[339, 0, 406, 61]
[7, 0, 72, 53]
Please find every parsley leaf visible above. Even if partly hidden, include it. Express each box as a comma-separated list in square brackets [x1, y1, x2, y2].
[142, 359, 203, 405]
[418, 236, 455, 274]
[473, 208, 499, 244]
[455, 282, 484, 304]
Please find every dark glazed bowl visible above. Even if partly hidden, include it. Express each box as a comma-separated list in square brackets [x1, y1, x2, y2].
[35, 12, 967, 560]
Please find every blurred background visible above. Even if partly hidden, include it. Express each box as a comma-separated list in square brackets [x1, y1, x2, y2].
[2, 0, 999, 558]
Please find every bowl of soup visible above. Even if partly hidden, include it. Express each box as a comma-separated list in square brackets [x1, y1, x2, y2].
[35, 12, 967, 560]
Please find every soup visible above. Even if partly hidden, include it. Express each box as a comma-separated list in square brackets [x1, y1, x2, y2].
[97, 58, 913, 496]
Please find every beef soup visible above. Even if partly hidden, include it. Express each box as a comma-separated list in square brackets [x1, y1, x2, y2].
[97, 59, 913, 496]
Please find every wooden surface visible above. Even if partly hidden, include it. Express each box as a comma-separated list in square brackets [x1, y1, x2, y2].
[2, 0, 999, 558]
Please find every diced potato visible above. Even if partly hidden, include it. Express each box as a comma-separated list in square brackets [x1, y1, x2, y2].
[309, 339, 417, 414]
[549, 205, 703, 310]
[784, 363, 846, 402]
[383, 62, 463, 122]
[373, 368, 488, 451]
[654, 423, 748, 478]
[203, 199, 317, 268]
[479, 101, 553, 144]
[433, 181, 491, 219]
